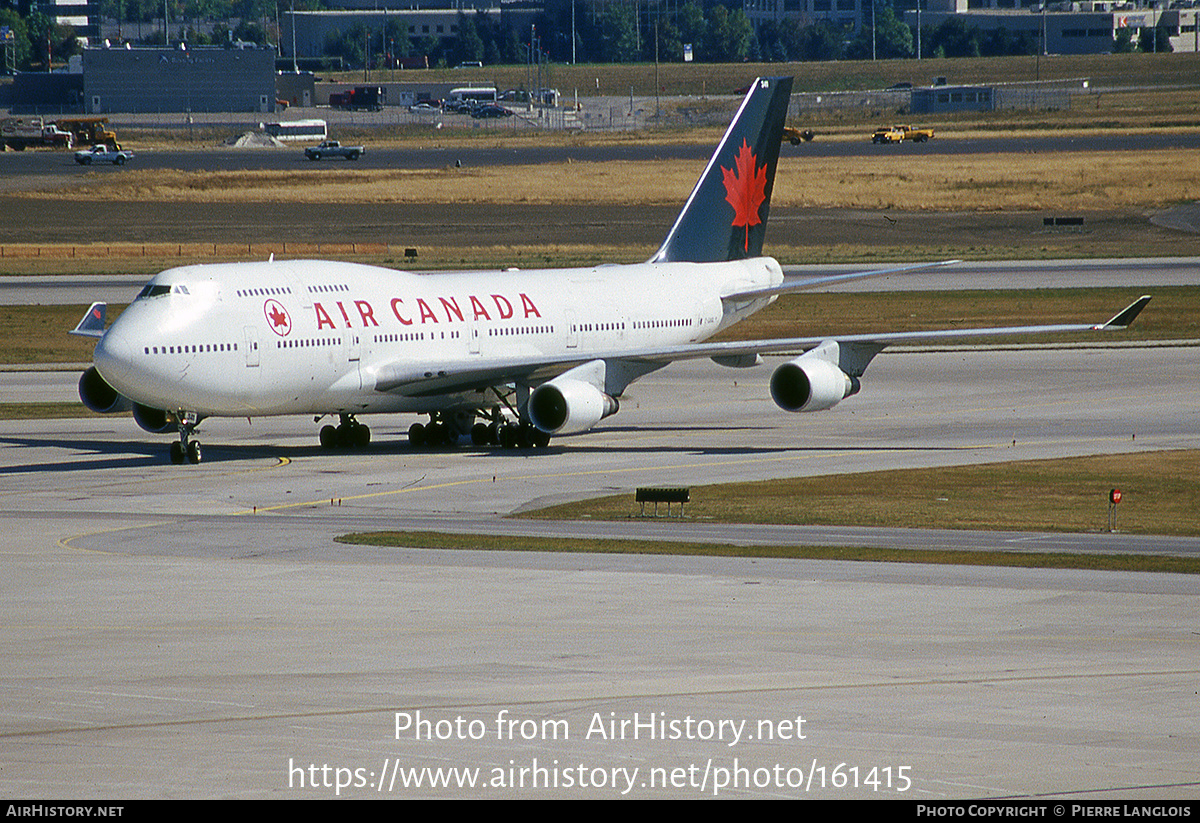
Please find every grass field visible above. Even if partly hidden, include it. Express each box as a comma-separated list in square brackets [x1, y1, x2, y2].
[517, 450, 1200, 538]
[31, 148, 1200, 215]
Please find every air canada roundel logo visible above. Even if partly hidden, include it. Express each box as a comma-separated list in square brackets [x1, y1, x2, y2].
[264, 299, 292, 336]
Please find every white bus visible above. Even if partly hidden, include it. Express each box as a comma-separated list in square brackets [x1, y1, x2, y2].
[263, 119, 328, 142]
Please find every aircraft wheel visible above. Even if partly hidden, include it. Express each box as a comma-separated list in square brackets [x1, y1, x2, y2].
[319, 424, 337, 449]
[354, 424, 371, 447]
[532, 429, 551, 448]
[499, 423, 518, 449]
[517, 422, 536, 449]
[170, 442, 184, 464]
[471, 422, 490, 446]
[187, 441, 203, 464]
[408, 422, 426, 448]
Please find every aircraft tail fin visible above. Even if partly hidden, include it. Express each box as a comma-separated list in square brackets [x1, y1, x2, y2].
[650, 76, 793, 264]
[70, 302, 107, 338]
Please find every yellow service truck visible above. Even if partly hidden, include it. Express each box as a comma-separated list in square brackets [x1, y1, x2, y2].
[872, 124, 934, 144]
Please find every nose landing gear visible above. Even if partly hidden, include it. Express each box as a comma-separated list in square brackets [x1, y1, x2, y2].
[169, 412, 203, 464]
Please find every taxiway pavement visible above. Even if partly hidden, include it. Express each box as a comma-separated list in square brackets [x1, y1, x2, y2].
[2, 338, 1198, 798]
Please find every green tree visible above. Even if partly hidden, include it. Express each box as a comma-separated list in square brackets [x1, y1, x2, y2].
[797, 21, 843, 61]
[453, 14, 484, 65]
[676, 1, 705, 60]
[846, 3, 912, 59]
[1113, 26, 1134, 53]
[598, 4, 638, 62]
[0, 8, 32, 71]
[704, 4, 751, 62]
[1137, 21, 1172, 53]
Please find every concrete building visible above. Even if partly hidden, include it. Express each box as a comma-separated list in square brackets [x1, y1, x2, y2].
[905, 0, 1199, 55]
[45, 0, 100, 42]
[743, 0, 1199, 54]
[82, 45, 277, 114]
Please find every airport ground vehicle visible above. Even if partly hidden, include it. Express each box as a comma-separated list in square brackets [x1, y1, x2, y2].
[304, 140, 363, 160]
[74, 145, 134, 165]
[872, 125, 934, 143]
[783, 126, 815, 145]
[264, 120, 328, 142]
[1, 117, 74, 150]
[56, 117, 121, 150]
[328, 86, 384, 111]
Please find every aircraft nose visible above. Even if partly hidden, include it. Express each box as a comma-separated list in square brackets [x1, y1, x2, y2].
[93, 322, 134, 390]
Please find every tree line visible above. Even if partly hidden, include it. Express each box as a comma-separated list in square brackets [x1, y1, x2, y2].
[0, 0, 1172, 73]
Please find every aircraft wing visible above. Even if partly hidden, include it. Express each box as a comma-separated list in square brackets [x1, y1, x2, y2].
[372, 295, 1151, 397]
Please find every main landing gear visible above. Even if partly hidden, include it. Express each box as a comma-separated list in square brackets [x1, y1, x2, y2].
[169, 412, 202, 464]
[318, 413, 371, 449]
[408, 409, 551, 450]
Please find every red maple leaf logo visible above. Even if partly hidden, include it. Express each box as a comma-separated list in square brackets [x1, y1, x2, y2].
[721, 139, 768, 253]
[264, 299, 291, 336]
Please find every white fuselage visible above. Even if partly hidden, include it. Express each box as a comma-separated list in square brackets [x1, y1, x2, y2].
[94, 257, 783, 417]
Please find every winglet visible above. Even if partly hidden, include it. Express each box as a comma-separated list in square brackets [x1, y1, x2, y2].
[70, 302, 107, 338]
[1094, 295, 1151, 330]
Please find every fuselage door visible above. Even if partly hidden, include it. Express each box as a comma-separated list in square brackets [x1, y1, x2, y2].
[243, 326, 260, 367]
[565, 310, 579, 349]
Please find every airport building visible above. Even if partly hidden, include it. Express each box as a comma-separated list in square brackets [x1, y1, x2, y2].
[903, 1, 1200, 55]
[743, 0, 1200, 54]
[44, 0, 100, 41]
[81, 45, 278, 114]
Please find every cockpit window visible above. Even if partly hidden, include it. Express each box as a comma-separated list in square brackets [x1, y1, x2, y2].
[136, 284, 189, 298]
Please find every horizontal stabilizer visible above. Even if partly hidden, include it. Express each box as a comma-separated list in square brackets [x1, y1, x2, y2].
[70, 302, 107, 338]
[721, 259, 961, 302]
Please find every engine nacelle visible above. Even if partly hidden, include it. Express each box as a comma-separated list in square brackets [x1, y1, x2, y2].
[770, 355, 860, 413]
[78, 366, 131, 414]
[132, 403, 174, 434]
[528, 377, 619, 435]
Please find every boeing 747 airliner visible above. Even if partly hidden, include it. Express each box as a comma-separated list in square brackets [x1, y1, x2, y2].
[72, 77, 1149, 463]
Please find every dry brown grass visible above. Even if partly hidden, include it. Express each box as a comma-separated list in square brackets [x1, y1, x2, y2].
[523, 450, 1200, 538]
[27, 148, 1200, 213]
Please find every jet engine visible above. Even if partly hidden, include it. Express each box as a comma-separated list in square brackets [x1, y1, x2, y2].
[769, 354, 860, 413]
[528, 377, 619, 435]
[78, 367, 131, 414]
[132, 403, 174, 434]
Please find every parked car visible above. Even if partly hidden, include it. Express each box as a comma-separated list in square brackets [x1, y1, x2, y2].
[74, 144, 134, 165]
[471, 104, 513, 119]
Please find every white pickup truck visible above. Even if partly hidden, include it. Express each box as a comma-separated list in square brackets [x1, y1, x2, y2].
[304, 140, 364, 161]
[74, 144, 135, 165]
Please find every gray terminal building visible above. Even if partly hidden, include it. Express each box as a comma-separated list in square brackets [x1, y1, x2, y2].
[82, 45, 278, 114]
